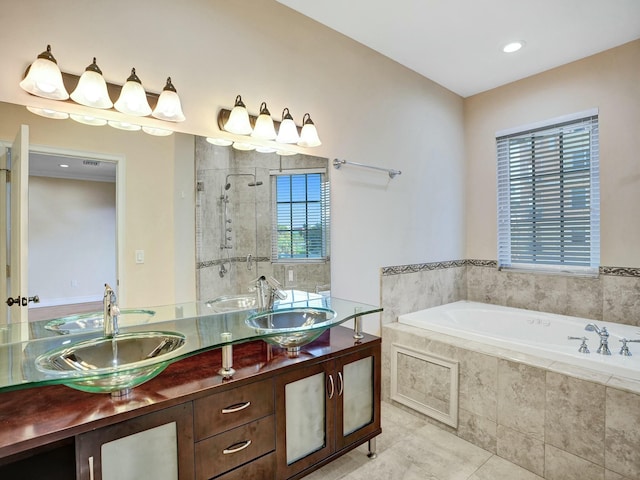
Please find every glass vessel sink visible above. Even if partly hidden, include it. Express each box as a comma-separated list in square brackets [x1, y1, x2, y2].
[44, 309, 156, 335]
[34, 331, 185, 395]
[246, 307, 337, 355]
[206, 294, 256, 313]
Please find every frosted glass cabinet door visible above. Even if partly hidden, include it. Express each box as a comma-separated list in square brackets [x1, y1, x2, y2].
[76, 403, 195, 480]
[342, 356, 373, 436]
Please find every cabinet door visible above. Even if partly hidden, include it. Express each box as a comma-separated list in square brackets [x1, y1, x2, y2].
[76, 403, 194, 480]
[336, 345, 381, 450]
[275, 360, 335, 479]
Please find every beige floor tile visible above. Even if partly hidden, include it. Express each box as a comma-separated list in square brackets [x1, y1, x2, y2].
[468, 455, 544, 480]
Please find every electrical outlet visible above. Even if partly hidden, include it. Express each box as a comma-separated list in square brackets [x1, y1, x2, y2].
[285, 266, 296, 286]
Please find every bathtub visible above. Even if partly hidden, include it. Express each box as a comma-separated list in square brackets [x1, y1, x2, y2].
[398, 301, 640, 382]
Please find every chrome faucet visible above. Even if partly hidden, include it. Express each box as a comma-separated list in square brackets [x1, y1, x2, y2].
[585, 323, 611, 355]
[103, 283, 121, 337]
[254, 275, 286, 311]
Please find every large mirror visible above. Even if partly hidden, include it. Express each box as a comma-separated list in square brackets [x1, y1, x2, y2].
[0, 100, 330, 325]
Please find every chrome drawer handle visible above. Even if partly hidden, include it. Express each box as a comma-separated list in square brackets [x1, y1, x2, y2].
[223, 440, 252, 454]
[337, 371, 344, 396]
[328, 374, 335, 399]
[221, 401, 251, 414]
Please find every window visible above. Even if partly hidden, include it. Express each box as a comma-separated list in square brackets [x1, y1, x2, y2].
[497, 111, 600, 274]
[271, 169, 330, 262]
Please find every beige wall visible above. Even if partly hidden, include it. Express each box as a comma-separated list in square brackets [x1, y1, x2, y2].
[29, 176, 116, 306]
[464, 40, 640, 267]
[1, 0, 466, 323]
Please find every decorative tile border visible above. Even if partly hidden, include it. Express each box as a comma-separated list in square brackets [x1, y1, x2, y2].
[381, 259, 640, 278]
[197, 256, 270, 270]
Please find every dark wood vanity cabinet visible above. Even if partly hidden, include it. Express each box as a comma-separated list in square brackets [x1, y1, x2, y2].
[275, 344, 381, 479]
[0, 327, 380, 480]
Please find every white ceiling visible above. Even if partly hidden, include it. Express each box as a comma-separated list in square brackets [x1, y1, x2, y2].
[277, 0, 640, 97]
[30, 152, 116, 182]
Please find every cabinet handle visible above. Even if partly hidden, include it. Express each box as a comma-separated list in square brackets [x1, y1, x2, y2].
[221, 401, 251, 414]
[328, 374, 335, 399]
[88, 456, 94, 480]
[223, 440, 252, 454]
[337, 371, 344, 396]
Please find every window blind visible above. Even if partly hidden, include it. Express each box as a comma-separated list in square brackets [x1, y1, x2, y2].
[271, 170, 330, 262]
[497, 115, 600, 273]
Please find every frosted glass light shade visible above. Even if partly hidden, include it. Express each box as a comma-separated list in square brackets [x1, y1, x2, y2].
[232, 141, 256, 151]
[143, 126, 173, 136]
[297, 113, 321, 147]
[19, 45, 69, 100]
[70, 58, 113, 109]
[108, 120, 142, 131]
[70, 113, 107, 126]
[224, 95, 252, 134]
[276, 108, 299, 144]
[152, 77, 185, 122]
[114, 68, 152, 116]
[206, 137, 233, 146]
[251, 102, 276, 140]
[26, 106, 69, 120]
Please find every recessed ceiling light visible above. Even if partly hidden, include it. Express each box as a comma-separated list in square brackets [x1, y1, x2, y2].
[503, 41, 525, 53]
[59, 164, 69, 168]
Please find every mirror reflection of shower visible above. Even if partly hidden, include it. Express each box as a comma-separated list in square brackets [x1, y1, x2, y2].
[219, 173, 263, 278]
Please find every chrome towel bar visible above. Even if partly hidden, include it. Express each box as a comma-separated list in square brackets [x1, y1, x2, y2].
[333, 158, 401, 179]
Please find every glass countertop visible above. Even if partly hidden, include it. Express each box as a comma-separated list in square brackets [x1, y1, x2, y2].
[0, 293, 381, 392]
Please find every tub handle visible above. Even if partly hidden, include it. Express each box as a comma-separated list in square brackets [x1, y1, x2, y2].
[568, 336, 590, 354]
[619, 338, 640, 356]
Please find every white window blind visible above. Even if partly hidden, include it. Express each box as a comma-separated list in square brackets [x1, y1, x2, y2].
[271, 170, 330, 262]
[497, 114, 600, 274]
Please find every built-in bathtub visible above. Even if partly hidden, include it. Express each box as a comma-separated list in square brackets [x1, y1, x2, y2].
[383, 300, 640, 478]
[398, 300, 640, 381]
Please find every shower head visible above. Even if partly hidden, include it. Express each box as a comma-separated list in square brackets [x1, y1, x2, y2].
[224, 173, 262, 189]
[225, 183, 231, 190]
[248, 181, 263, 187]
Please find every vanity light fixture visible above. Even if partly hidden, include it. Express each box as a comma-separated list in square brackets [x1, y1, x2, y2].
[19, 45, 69, 100]
[151, 77, 185, 122]
[142, 126, 173, 136]
[70, 113, 108, 126]
[107, 120, 142, 131]
[113, 68, 152, 116]
[70, 58, 113, 109]
[206, 137, 233, 147]
[275, 107, 300, 144]
[297, 113, 322, 147]
[251, 102, 277, 140]
[224, 95, 253, 134]
[232, 141, 256, 151]
[26, 106, 69, 120]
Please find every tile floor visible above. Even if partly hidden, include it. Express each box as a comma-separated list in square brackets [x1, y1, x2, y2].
[305, 401, 544, 480]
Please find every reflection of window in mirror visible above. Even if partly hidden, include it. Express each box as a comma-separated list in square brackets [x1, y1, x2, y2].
[271, 169, 330, 262]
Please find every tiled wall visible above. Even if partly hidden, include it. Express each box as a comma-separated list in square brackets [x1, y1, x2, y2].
[380, 260, 640, 327]
[383, 323, 640, 479]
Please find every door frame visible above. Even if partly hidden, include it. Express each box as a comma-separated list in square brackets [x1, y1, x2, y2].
[0, 139, 127, 309]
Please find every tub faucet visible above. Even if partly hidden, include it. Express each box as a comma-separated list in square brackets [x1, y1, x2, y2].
[585, 323, 611, 355]
[254, 275, 286, 312]
[103, 283, 121, 337]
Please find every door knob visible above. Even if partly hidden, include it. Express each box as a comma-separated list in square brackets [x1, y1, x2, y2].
[6, 297, 20, 307]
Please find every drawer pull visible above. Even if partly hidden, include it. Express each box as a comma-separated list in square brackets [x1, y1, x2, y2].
[221, 401, 251, 414]
[223, 440, 252, 454]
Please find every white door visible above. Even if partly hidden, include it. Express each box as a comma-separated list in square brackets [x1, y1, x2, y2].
[6, 125, 30, 324]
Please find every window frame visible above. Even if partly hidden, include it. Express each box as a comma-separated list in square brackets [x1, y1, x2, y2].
[496, 109, 600, 276]
[270, 168, 330, 264]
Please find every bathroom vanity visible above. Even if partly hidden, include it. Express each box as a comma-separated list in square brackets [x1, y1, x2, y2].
[0, 297, 381, 479]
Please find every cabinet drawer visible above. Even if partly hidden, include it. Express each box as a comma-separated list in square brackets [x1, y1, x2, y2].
[194, 378, 274, 440]
[195, 415, 275, 480]
[212, 452, 274, 480]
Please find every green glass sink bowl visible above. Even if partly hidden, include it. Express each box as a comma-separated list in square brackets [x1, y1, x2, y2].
[245, 307, 337, 349]
[34, 331, 185, 394]
[44, 309, 156, 335]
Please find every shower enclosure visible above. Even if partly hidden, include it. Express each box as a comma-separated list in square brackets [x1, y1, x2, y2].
[195, 138, 331, 303]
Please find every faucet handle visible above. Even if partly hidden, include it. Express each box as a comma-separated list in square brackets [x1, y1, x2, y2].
[568, 336, 590, 354]
[619, 338, 640, 356]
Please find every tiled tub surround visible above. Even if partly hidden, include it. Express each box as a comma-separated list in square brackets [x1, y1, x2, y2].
[380, 260, 640, 327]
[380, 261, 640, 479]
[195, 138, 330, 300]
[383, 321, 640, 479]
